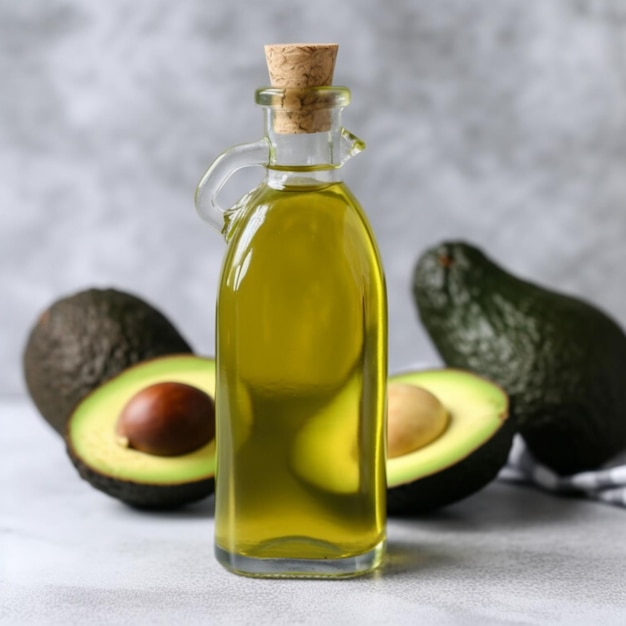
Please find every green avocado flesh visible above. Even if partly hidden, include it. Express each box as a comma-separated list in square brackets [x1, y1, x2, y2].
[67, 355, 215, 508]
[386, 369, 512, 514]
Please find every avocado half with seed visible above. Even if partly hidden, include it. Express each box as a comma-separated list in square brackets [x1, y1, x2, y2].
[66, 355, 216, 509]
[289, 368, 512, 514]
[386, 369, 512, 514]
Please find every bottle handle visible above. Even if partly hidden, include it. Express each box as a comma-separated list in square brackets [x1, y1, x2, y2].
[194, 138, 270, 234]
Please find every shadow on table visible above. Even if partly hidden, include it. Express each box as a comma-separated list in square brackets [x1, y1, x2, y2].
[380, 540, 450, 578]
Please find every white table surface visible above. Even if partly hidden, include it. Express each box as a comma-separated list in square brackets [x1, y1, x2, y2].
[3, 396, 626, 626]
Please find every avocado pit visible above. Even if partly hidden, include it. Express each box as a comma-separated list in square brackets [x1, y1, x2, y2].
[116, 381, 215, 456]
[387, 383, 449, 458]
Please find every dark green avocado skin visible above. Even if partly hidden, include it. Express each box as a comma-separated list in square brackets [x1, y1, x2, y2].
[23, 288, 192, 435]
[413, 241, 626, 475]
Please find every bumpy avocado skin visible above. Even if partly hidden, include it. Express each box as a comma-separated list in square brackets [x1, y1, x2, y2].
[23, 288, 192, 435]
[413, 242, 626, 475]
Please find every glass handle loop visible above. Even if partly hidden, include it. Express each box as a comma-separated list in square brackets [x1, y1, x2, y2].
[195, 138, 270, 234]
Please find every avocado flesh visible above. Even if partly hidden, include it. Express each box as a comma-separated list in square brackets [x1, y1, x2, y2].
[24, 288, 192, 435]
[386, 369, 511, 514]
[67, 355, 216, 508]
[387, 370, 508, 486]
[289, 368, 510, 513]
[414, 241, 626, 474]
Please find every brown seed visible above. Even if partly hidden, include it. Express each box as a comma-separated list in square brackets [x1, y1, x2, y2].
[116, 382, 215, 456]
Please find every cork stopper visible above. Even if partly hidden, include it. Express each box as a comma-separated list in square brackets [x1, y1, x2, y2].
[263, 43, 339, 134]
[265, 44, 338, 88]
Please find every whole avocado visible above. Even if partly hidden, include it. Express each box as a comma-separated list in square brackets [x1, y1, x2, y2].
[413, 241, 626, 475]
[23, 288, 192, 435]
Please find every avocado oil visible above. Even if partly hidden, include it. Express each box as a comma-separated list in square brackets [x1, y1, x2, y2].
[214, 181, 386, 576]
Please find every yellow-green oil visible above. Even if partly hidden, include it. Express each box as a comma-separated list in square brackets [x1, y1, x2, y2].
[214, 180, 387, 571]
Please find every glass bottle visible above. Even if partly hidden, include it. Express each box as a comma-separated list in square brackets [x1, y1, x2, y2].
[195, 44, 387, 578]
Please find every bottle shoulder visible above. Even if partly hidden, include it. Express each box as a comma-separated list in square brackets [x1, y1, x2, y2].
[222, 180, 381, 261]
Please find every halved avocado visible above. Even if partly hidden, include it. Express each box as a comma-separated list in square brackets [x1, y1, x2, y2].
[66, 355, 216, 509]
[387, 369, 512, 514]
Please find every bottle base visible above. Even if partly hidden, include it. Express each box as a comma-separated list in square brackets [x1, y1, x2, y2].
[215, 538, 386, 579]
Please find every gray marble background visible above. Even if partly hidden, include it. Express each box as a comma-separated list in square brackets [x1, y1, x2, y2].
[3, 0, 626, 397]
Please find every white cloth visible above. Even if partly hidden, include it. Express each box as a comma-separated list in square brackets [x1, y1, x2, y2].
[499, 436, 626, 508]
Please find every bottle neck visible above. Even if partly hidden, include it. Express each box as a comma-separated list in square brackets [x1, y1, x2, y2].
[264, 125, 344, 187]
[256, 86, 355, 188]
